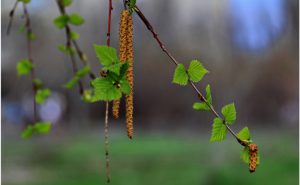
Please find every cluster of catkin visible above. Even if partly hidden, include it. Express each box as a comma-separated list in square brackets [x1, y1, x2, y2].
[112, 10, 134, 139]
[248, 143, 258, 173]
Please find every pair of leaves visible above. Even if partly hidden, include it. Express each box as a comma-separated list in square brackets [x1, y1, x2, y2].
[91, 45, 131, 101]
[64, 65, 91, 89]
[210, 103, 236, 142]
[58, 44, 76, 55]
[54, 13, 84, 29]
[193, 84, 212, 111]
[35, 88, 51, 104]
[173, 60, 209, 86]
[21, 122, 52, 139]
[16, 59, 33, 76]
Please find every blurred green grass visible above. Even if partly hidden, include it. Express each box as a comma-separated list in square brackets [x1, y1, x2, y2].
[2, 130, 299, 185]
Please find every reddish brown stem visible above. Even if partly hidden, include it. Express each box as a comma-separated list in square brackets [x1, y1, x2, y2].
[23, 3, 37, 122]
[133, 4, 245, 145]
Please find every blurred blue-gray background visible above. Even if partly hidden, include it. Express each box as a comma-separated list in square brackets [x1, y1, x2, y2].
[1, 0, 299, 185]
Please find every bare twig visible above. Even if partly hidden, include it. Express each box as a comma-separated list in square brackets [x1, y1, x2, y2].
[6, 0, 19, 35]
[132, 4, 246, 146]
[23, 3, 38, 122]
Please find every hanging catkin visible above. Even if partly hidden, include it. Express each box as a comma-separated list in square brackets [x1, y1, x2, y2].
[125, 12, 134, 139]
[248, 143, 258, 173]
[112, 10, 129, 119]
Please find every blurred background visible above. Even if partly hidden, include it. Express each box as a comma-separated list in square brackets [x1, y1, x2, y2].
[1, 0, 299, 184]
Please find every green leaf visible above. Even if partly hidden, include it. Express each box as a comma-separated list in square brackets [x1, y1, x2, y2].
[53, 15, 69, 29]
[33, 122, 52, 134]
[82, 89, 93, 103]
[76, 65, 91, 78]
[35, 88, 51, 104]
[193, 102, 209, 111]
[205, 84, 212, 105]
[58, 44, 75, 55]
[210, 118, 227, 142]
[104, 63, 123, 75]
[237, 127, 250, 141]
[16, 59, 33, 76]
[119, 62, 129, 78]
[33, 78, 43, 88]
[64, 76, 80, 89]
[221, 103, 236, 124]
[27, 31, 36, 41]
[241, 146, 250, 164]
[120, 78, 131, 95]
[70, 31, 80, 40]
[91, 77, 121, 101]
[18, 0, 31, 4]
[21, 125, 34, 139]
[129, 0, 136, 8]
[187, 60, 209, 82]
[94, 45, 118, 66]
[68, 13, 84, 25]
[61, 0, 72, 7]
[172, 64, 188, 85]
[192, 84, 212, 111]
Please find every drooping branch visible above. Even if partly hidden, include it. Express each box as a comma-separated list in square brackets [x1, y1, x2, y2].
[23, 3, 38, 122]
[132, 3, 247, 146]
[6, 0, 19, 35]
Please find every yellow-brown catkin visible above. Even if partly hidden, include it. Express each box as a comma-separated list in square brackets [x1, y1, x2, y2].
[112, 10, 130, 119]
[248, 143, 258, 173]
[125, 13, 134, 139]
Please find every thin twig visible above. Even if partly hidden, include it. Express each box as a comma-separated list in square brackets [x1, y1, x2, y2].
[104, 0, 113, 183]
[56, 0, 84, 95]
[6, 0, 19, 35]
[133, 4, 246, 146]
[23, 3, 37, 122]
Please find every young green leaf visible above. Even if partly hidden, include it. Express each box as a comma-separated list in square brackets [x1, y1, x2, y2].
[129, 0, 137, 8]
[16, 59, 33, 76]
[192, 84, 212, 111]
[35, 88, 51, 104]
[241, 146, 250, 164]
[187, 60, 208, 82]
[58, 44, 75, 55]
[64, 76, 80, 89]
[94, 45, 118, 66]
[119, 78, 131, 95]
[21, 125, 34, 139]
[82, 89, 93, 103]
[53, 15, 69, 29]
[33, 78, 43, 88]
[76, 65, 91, 77]
[221, 103, 236, 124]
[18, 0, 31, 4]
[70, 31, 80, 40]
[210, 117, 227, 142]
[61, 0, 72, 7]
[33, 122, 52, 134]
[205, 84, 212, 105]
[27, 31, 36, 41]
[91, 77, 122, 101]
[193, 102, 210, 111]
[237, 127, 250, 141]
[103, 63, 123, 75]
[68, 13, 84, 25]
[173, 64, 188, 85]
